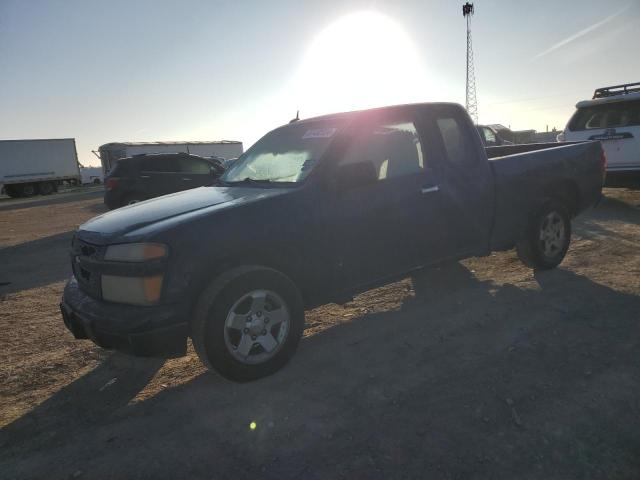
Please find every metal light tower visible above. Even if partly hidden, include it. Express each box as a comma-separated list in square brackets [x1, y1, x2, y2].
[463, 2, 478, 124]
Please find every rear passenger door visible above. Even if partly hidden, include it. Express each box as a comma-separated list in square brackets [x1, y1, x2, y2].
[568, 100, 640, 171]
[178, 156, 217, 189]
[139, 156, 185, 198]
[592, 101, 640, 171]
[424, 107, 494, 256]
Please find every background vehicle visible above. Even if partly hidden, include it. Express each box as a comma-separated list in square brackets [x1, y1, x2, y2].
[96, 141, 243, 175]
[61, 102, 604, 382]
[560, 82, 640, 182]
[476, 124, 513, 146]
[104, 153, 225, 209]
[0, 138, 80, 197]
[80, 165, 104, 185]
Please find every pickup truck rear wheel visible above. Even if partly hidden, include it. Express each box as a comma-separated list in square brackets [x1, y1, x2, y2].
[516, 201, 571, 270]
[192, 267, 304, 382]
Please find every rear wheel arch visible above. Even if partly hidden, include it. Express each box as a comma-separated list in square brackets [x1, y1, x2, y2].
[543, 179, 581, 217]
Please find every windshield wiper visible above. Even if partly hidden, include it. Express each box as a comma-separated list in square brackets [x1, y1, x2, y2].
[226, 177, 274, 185]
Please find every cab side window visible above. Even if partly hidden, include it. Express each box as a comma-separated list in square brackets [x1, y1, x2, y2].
[482, 127, 497, 146]
[436, 116, 476, 169]
[340, 121, 425, 180]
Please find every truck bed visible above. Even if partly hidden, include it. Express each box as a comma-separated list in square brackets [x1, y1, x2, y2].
[487, 141, 604, 251]
[485, 141, 585, 159]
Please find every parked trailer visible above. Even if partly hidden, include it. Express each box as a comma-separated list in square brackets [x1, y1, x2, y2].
[96, 141, 243, 174]
[80, 166, 104, 185]
[0, 138, 80, 197]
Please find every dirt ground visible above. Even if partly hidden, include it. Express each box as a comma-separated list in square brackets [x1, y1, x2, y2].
[1, 187, 639, 479]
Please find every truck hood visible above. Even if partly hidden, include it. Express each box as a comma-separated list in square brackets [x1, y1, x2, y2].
[80, 186, 289, 240]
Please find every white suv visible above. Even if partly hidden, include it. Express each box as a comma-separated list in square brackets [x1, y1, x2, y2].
[560, 82, 640, 176]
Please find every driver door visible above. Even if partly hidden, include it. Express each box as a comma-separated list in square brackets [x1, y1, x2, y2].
[325, 111, 451, 290]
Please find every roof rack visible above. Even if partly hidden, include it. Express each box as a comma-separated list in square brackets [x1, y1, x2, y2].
[593, 82, 640, 99]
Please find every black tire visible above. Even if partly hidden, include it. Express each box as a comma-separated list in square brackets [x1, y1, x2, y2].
[192, 266, 304, 382]
[93, 178, 101, 185]
[516, 200, 571, 270]
[4, 185, 21, 198]
[19, 183, 37, 197]
[121, 193, 145, 207]
[37, 181, 54, 195]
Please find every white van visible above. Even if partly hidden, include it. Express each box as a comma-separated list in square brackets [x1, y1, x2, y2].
[560, 82, 640, 176]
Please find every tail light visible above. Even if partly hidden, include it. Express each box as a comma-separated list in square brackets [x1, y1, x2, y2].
[106, 177, 119, 190]
[600, 149, 607, 184]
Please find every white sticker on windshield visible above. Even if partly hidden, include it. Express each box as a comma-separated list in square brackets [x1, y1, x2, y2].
[303, 128, 337, 139]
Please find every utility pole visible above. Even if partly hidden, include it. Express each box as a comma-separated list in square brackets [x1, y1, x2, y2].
[463, 2, 478, 124]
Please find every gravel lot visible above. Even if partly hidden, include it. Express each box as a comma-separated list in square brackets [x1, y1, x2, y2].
[1, 187, 639, 479]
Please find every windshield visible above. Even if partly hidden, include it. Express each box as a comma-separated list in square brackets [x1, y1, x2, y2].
[221, 121, 343, 184]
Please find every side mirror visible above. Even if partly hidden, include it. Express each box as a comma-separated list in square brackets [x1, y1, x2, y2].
[334, 161, 377, 191]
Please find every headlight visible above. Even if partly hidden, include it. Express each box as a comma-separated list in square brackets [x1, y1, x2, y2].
[102, 274, 163, 306]
[101, 243, 167, 305]
[104, 243, 167, 262]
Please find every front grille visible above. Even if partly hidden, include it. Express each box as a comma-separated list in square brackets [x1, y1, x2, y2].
[71, 235, 105, 299]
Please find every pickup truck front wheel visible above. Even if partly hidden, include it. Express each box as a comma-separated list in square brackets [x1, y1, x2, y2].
[517, 201, 571, 270]
[192, 267, 304, 382]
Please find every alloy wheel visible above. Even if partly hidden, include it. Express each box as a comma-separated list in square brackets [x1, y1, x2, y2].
[539, 211, 565, 258]
[223, 289, 290, 365]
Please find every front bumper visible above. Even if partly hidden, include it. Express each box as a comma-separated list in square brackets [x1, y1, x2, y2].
[61, 277, 188, 358]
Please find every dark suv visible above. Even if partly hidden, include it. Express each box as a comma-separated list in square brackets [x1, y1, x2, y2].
[104, 153, 225, 209]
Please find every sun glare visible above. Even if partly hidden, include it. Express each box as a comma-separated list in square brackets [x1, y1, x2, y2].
[292, 11, 432, 115]
[188, 12, 444, 147]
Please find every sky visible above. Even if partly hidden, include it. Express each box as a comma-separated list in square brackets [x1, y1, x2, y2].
[1, 0, 639, 166]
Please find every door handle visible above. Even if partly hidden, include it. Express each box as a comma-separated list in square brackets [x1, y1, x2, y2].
[139, 175, 150, 179]
[181, 178, 193, 181]
[421, 185, 440, 194]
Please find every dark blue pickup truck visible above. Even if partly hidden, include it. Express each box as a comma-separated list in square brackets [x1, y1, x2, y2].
[61, 103, 605, 381]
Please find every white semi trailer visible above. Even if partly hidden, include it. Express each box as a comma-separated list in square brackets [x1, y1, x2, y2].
[0, 138, 81, 197]
[96, 141, 243, 174]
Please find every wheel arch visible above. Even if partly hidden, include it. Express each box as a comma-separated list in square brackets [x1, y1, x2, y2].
[543, 179, 581, 217]
[185, 252, 307, 330]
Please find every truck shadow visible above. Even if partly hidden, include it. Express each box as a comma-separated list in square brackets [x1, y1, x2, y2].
[573, 195, 640, 243]
[2, 263, 640, 478]
[0, 354, 164, 449]
[0, 231, 74, 295]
